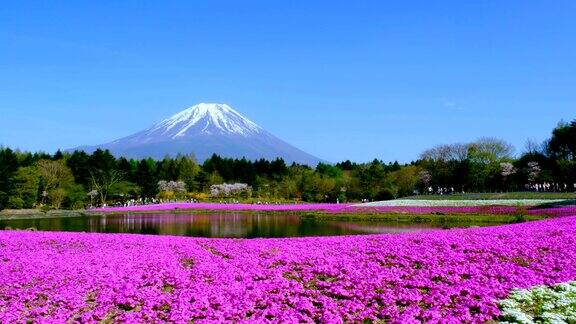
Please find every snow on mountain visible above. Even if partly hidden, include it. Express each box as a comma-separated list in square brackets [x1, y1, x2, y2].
[151, 103, 262, 138]
[71, 103, 324, 166]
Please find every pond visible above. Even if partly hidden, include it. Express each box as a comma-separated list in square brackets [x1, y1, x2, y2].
[1, 212, 489, 238]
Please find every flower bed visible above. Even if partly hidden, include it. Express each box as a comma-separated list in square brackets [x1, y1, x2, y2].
[1, 216, 576, 322]
[351, 205, 576, 217]
[91, 202, 351, 213]
[355, 199, 569, 207]
[499, 281, 576, 322]
[91, 202, 576, 218]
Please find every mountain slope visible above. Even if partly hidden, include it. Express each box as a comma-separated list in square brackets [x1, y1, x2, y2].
[72, 103, 323, 166]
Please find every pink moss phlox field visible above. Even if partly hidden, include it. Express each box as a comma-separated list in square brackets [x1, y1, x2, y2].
[92, 202, 351, 213]
[2, 217, 576, 322]
[92, 202, 576, 217]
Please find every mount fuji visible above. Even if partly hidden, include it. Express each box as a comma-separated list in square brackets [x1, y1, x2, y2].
[72, 103, 323, 166]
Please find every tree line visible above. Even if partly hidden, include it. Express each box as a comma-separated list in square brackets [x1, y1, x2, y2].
[0, 119, 574, 210]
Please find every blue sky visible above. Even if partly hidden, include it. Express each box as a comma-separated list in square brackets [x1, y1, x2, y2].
[0, 1, 574, 163]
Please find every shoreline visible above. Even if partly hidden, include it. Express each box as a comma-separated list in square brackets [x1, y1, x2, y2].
[0, 207, 548, 225]
[0, 209, 88, 220]
[2, 199, 574, 221]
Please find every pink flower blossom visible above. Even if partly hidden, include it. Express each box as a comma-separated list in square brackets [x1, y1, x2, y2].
[1, 215, 576, 322]
[92, 202, 576, 218]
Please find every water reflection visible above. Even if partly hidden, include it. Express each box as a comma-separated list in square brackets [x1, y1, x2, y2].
[1, 212, 450, 238]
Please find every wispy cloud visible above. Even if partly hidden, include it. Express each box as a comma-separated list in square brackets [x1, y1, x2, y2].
[440, 97, 464, 111]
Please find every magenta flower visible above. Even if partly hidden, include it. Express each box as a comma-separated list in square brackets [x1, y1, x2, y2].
[1, 215, 576, 322]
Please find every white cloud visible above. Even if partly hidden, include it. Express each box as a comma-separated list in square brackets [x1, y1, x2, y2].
[440, 97, 463, 111]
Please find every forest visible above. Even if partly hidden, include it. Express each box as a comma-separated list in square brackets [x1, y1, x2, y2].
[0, 120, 574, 210]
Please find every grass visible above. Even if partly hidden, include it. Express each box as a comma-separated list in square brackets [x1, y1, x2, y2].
[301, 211, 546, 226]
[0, 209, 88, 220]
[403, 192, 576, 200]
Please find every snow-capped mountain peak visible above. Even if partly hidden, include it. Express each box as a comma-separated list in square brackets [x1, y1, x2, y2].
[151, 103, 261, 138]
[72, 103, 324, 166]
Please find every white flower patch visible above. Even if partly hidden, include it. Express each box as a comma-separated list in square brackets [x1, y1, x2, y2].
[499, 281, 576, 323]
[354, 199, 566, 207]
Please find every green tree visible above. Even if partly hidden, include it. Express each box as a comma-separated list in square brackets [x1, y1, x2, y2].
[67, 150, 91, 186]
[176, 155, 200, 191]
[548, 120, 576, 161]
[135, 159, 158, 199]
[0, 148, 19, 210]
[157, 156, 178, 181]
[387, 166, 419, 198]
[37, 159, 75, 208]
[13, 166, 40, 208]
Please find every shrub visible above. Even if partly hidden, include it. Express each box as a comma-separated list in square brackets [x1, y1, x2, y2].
[513, 207, 528, 223]
[40, 205, 53, 213]
[6, 197, 24, 209]
[188, 192, 209, 201]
